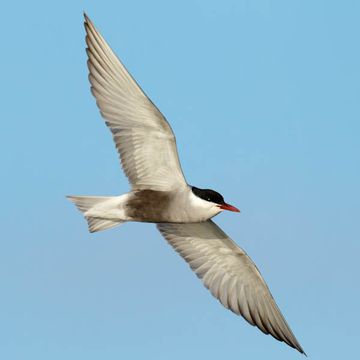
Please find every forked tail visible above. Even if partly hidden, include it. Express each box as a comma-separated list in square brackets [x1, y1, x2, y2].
[67, 195, 125, 233]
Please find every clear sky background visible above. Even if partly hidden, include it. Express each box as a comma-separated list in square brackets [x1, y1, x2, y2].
[1, 0, 359, 359]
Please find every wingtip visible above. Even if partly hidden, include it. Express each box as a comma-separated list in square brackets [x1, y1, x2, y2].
[83, 12, 92, 28]
[294, 343, 306, 356]
[295, 337, 306, 356]
[291, 338, 306, 355]
[83, 12, 93, 38]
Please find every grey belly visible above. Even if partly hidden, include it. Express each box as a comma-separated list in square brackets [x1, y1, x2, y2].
[125, 190, 176, 223]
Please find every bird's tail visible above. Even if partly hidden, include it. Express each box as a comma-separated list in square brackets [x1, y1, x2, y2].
[67, 195, 126, 233]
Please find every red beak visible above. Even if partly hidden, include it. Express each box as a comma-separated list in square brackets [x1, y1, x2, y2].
[218, 203, 240, 212]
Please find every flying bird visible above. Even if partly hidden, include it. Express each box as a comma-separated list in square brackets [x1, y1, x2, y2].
[68, 14, 305, 355]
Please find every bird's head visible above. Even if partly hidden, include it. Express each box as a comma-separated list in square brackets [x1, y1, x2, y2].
[191, 186, 240, 212]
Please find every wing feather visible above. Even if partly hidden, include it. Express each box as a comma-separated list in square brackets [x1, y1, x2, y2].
[84, 14, 186, 190]
[157, 220, 305, 354]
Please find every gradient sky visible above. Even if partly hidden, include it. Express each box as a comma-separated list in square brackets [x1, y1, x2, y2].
[1, 1, 359, 359]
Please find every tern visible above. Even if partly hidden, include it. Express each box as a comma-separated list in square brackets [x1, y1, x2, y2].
[68, 14, 305, 355]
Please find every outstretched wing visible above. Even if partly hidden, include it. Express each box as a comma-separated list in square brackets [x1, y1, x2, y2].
[157, 220, 305, 354]
[84, 14, 187, 190]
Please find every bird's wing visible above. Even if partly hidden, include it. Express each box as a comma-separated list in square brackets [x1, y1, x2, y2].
[157, 220, 305, 354]
[84, 14, 187, 191]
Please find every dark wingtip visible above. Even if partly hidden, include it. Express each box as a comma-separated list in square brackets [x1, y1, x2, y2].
[83, 12, 92, 28]
[294, 343, 307, 356]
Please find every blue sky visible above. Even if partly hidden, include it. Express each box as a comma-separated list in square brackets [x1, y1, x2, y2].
[1, 0, 359, 359]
